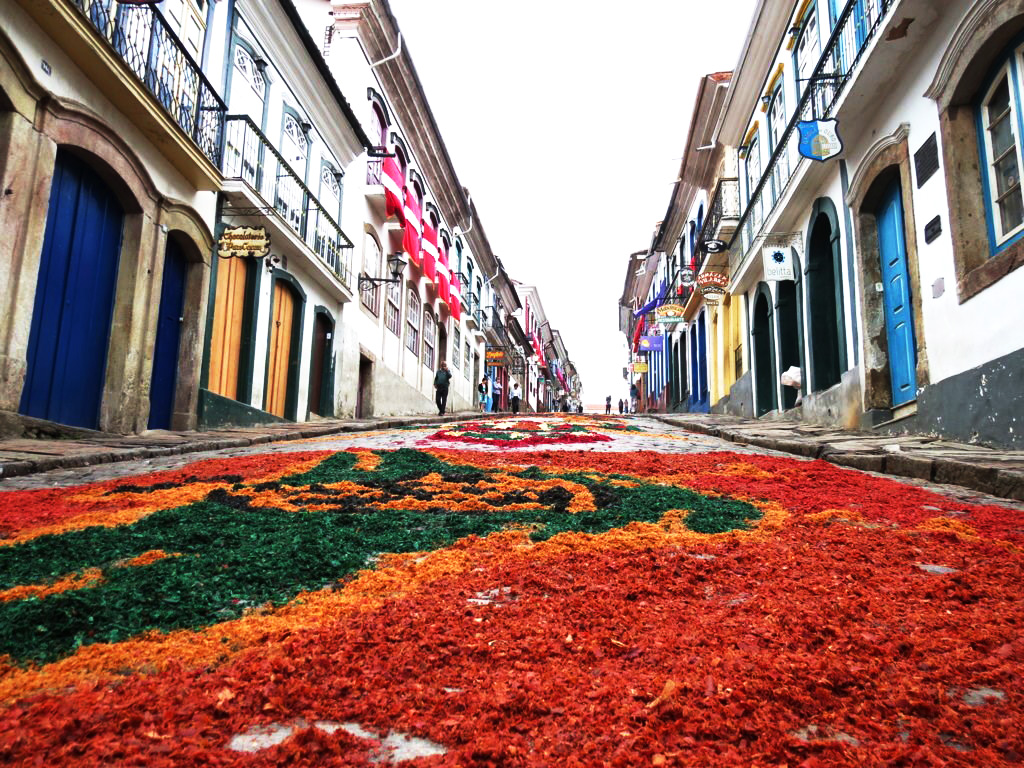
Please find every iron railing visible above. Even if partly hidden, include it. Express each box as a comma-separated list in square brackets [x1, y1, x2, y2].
[485, 311, 511, 345]
[696, 178, 740, 271]
[223, 116, 354, 287]
[73, 0, 225, 166]
[730, 0, 895, 275]
[366, 159, 382, 186]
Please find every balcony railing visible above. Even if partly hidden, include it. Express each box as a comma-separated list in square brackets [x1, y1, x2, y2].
[73, 0, 225, 166]
[695, 177, 740, 273]
[485, 311, 511, 345]
[223, 116, 354, 287]
[730, 0, 895, 275]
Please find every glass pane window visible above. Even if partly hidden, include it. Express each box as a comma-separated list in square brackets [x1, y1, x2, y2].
[981, 67, 1024, 243]
[422, 310, 436, 370]
[796, 7, 820, 83]
[361, 234, 382, 316]
[406, 289, 421, 356]
[464, 342, 471, 378]
[453, 327, 461, 368]
[385, 279, 401, 335]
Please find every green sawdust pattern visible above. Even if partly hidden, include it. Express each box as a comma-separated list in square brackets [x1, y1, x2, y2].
[0, 449, 759, 664]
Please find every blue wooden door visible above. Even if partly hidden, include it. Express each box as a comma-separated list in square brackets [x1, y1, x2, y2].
[20, 151, 123, 428]
[689, 327, 699, 408]
[697, 312, 708, 404]
[876, 181, 917, 406]
[148, 238, 188, 429]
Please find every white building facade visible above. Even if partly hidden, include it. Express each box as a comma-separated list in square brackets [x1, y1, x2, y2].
[714, 0, 1024, 447]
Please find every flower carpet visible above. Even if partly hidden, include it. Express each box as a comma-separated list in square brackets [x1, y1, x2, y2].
[0, 416, 1023, 766]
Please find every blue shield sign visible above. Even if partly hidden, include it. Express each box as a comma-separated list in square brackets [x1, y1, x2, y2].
[797, 119, 843, 162]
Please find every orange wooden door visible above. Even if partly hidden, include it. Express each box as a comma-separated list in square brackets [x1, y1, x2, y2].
[266, 281, 295, 418]
[208, 256, 248, 399]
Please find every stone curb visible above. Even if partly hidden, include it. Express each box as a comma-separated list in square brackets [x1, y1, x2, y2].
[0, 413, 483, 480]
[649, 415, 1024, 501]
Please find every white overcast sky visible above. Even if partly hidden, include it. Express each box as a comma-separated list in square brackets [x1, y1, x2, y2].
[386, 0, 758, 405]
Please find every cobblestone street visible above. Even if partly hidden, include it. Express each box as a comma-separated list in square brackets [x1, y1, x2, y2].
[2, 415, 1023, 765]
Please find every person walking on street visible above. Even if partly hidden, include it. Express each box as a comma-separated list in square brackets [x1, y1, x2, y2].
[630, 383, 639, 413]
[433, 361, 453, 416]
[477, 377, 488, 413]
[618, 398, 624, 414]
[510, 382, 521, 414]
[605, 395, 612, 415]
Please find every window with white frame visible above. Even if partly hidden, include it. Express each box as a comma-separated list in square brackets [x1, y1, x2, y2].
[278, 113, 308, 232]
[464, 341, 471, 379]
[361, 232, 382, 315]
[406, 289, 421, 355]
[230, 46, 265, 125]
[745, 134, 763, 229]
[767, 84, 788, 203]
[453, 327, 461, 368]
[422, 309, 436, 370]
[385, 278, 401, 335]
[795, 6, 820, 95]
[979, 60, 1024, 246]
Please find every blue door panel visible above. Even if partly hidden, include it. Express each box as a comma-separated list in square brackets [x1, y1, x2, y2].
[20, 152, 123, 428]
[876, 182, 917, 407]
[148, 238, 188, 429]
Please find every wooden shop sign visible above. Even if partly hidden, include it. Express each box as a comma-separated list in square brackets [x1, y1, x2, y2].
[218, 226, 270, 258]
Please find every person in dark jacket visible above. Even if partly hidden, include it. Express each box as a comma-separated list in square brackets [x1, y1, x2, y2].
[434, 361, 453, 415]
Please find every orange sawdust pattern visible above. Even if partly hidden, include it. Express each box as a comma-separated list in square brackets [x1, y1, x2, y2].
[117, 550, 181, 568]
[0, 568, 104, 603]
[0, 497, 783, 705]
[0, 452, 330, 545]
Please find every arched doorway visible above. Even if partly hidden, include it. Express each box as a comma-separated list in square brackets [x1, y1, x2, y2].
[752, 285, 777, 416]
[307, 309, 334, 417]
[776, 253, 804, 411]
[874, 179, 917, 406]
[806, 199, 845, 392]
[208, 254, 254, 401]
[20, 150, 124, 429]
[265, 275, 304, 420]
[148, 236, 189, 429]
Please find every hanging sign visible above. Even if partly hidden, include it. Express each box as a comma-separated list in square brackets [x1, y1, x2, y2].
[218, 226, 270, 258]
[655, 303, 685, 325]
[797, 119, 843, 162]
[485, 348, 507, 366]
[638, 335, 664, 352]
[631, 362, 649, 374]
[762, 245, 795, 281]
[703, 239, 727, 254]
[680, 267, 696, 286]
[697, 271, 729, 305]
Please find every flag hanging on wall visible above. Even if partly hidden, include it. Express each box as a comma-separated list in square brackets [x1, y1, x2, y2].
[449, 273, 462, 321]
[436, 241, 451, 305]
[403, 187, 421, 265]
[420, 223, 438, 281]
[381, 156, 405, 224]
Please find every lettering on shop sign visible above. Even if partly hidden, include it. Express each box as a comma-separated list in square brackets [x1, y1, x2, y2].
[218, 226, 271, 259]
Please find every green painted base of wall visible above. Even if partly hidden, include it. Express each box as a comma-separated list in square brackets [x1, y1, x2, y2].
[197, 389, 290, 430]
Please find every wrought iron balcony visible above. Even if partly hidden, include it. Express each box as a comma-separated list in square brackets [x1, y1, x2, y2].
[72, 0, 225, 167]
[696, 178, 740, 269]
[223, 116, 354, 288]
[730, 0, 895, 275]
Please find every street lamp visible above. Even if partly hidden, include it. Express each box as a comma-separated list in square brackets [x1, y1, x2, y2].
[359, 252, 408, 291]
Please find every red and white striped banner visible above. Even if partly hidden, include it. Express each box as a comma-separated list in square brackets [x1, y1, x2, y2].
[420, 223, 438, 282]
[402, 187, 421, 266]
[381, 156, 405, 224]
[436, 241, 451, 305]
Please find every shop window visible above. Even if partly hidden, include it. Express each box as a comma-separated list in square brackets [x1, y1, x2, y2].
[978, 61, 1024, 247]
[406, 289, 421, 356]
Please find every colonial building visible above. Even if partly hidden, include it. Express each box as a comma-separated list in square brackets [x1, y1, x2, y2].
[198, 0, 369, 428]
[2, 0, 223, 433]
[302, 0, 516, 418]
